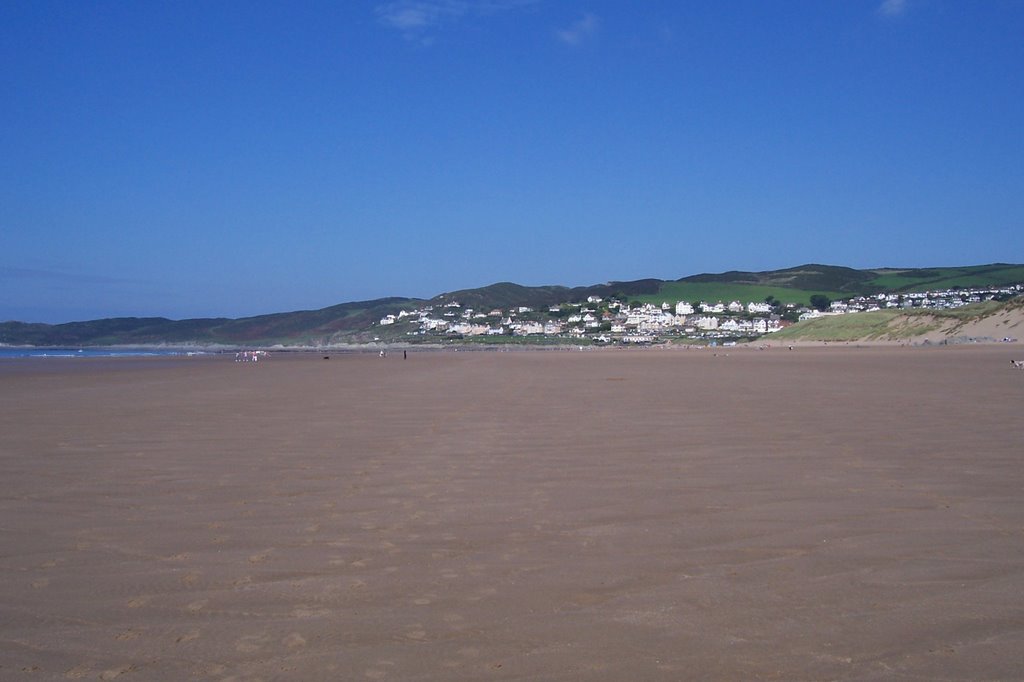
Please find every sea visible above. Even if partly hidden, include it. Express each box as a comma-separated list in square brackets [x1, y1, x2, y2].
[0, 348, 210, 359]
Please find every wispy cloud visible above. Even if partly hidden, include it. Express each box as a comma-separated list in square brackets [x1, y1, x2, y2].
[878, 0, 909, 18]
[376, 1, 536, 42]
[377, 1, 463, 33]
[556, 12, 599, 46]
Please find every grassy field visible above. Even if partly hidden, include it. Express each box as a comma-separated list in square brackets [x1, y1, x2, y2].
[633, 282, 847, 307]
[867, 264, 1024, 291]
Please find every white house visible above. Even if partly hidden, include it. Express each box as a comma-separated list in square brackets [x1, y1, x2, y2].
[422, 318, 449, 330]
[675, 302, 694, 315]
[514, 321, 544, 335]
[695, 316, 719, 330]
[747, 302, 772, 314]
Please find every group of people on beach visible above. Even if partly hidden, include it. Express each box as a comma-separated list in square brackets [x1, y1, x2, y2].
[234, 350, 267, 362]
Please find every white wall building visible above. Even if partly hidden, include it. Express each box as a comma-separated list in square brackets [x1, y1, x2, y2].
[675, 302, 694, 315]
[695, 316, 719, 330]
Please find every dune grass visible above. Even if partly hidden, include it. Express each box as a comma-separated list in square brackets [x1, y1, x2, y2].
[770, 311, 920, 342]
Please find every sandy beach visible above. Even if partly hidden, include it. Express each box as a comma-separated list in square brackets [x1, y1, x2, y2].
[1, 346, 1023, 680]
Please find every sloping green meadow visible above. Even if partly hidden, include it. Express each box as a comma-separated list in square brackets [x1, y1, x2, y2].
[867, 264, 1024, 291]
[635, 282, 846, 307]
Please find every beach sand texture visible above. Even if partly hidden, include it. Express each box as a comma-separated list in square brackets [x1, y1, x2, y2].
[2, 347, 1023, 680]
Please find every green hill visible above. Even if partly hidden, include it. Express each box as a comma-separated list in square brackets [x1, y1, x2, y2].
[865, 264, 1024, 291]
[627, 263, 1024, 308]
[0, 297, 422, 347]
[2, 263, 1021, 347]
[430, 279, 663, 311]
[680, 264, 876, 293]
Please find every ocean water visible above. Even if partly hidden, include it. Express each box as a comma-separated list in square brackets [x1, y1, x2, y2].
[0, 348, 210, 358]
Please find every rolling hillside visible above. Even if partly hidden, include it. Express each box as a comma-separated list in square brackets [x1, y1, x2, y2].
[2, 263, 1022, 347]
[0, 298, 421, 347]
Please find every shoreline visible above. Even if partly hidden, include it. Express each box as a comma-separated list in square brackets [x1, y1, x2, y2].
[1, 334, 1020, 358]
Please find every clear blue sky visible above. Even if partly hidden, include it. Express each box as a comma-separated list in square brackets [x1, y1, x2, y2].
[2, 1, 1022, 323]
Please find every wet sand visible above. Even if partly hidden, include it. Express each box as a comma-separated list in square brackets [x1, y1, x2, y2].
[2, 347, 1023, 680]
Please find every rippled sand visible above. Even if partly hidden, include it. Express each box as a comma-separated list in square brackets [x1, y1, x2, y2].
[2, 346, 1023, 680]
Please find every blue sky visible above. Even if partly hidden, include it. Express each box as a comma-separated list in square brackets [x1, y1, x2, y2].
[2, 1, 1022, 323]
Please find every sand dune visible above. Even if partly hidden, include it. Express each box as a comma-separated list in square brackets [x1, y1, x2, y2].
[2, 347, 1023, 680]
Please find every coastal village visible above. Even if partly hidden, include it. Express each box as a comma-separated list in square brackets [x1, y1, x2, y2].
[378, 283, 1024, 344]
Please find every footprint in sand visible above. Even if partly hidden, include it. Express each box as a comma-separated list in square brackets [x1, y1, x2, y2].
[127, 596, 151, 608]
[175, 630, 200, 644]
[283, 633, 306, 649]
[180, 572, 201, 586]
[248, 550, 272, 564]
[31, 578, 49, 589]
[99, 664, 136, 680]
[186, 599, 208, 613]
[115, 630, 141, 641]
[64, 664, 93, 678]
